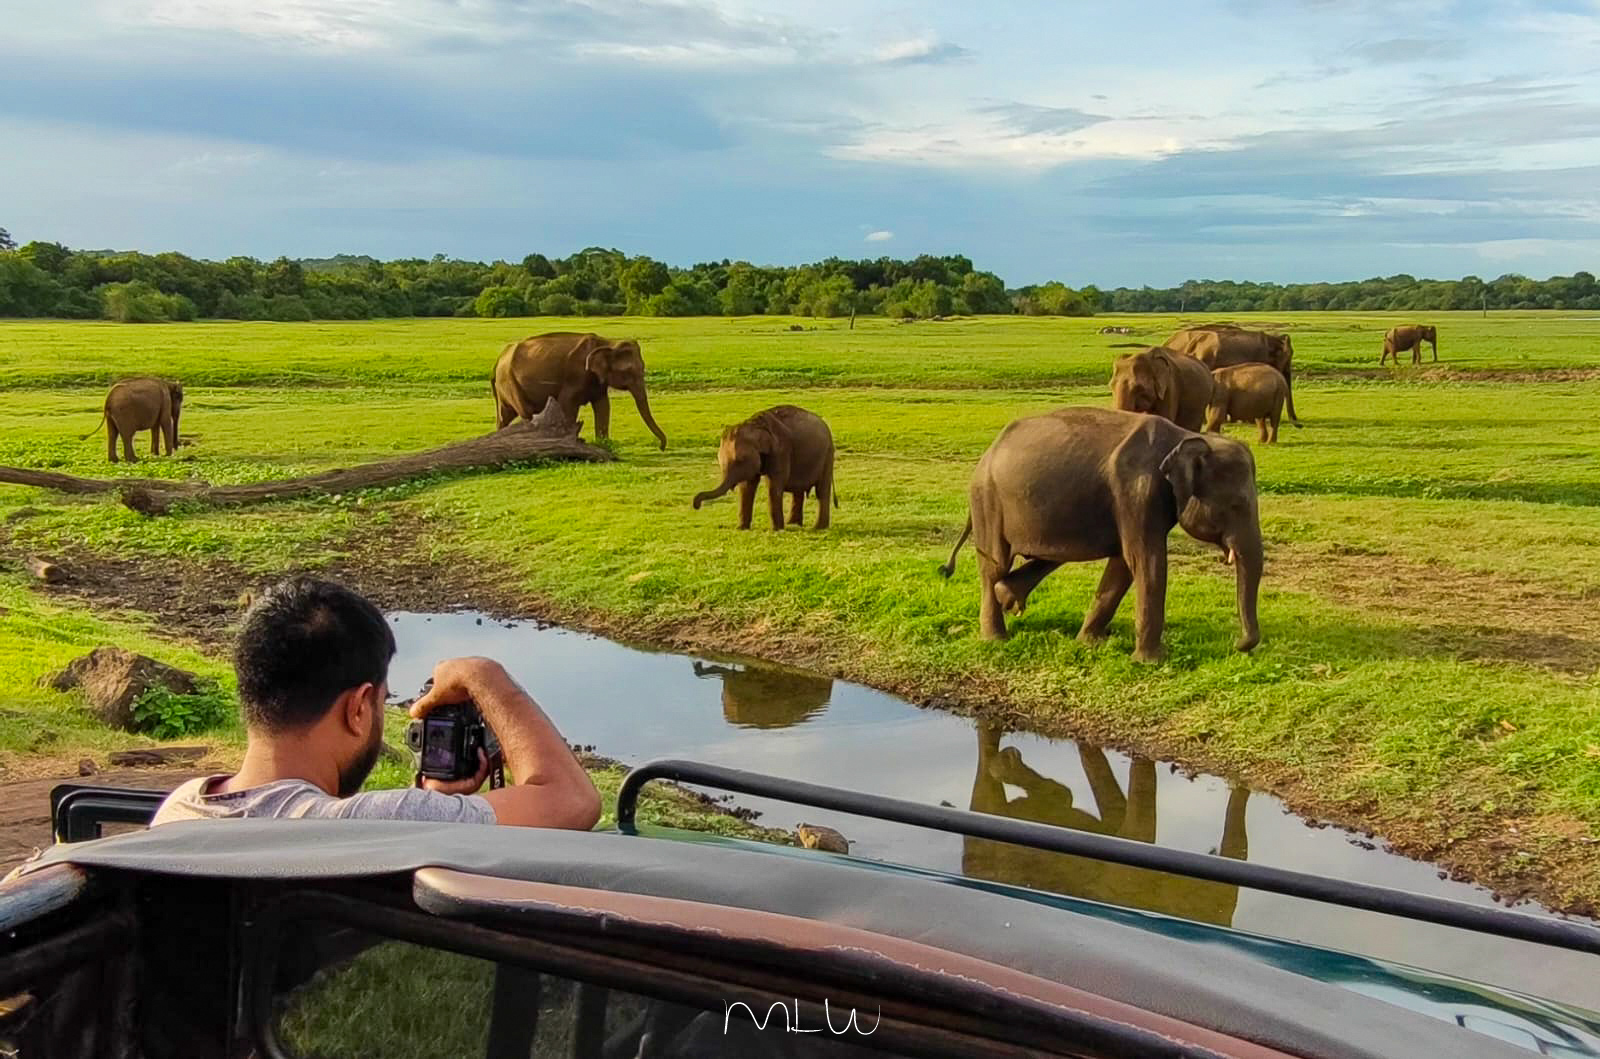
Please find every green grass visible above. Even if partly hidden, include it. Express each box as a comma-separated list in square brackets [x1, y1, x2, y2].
[1, 313, 1598, 903]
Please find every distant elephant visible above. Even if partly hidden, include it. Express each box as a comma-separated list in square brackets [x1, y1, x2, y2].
[691, 660, 832, 729]
[940, 407, 1262, 661]
[83, 377, 183, 463]
[1382, 324, 1437, 366]
[492, 332, 667, 449]
[692, 406, 838, 530]
[964, 724, 1249, 927]
[1109, 346, 1217, 431]
[1165, 325, 1300, 425]
[1206, 363, 1294, 444]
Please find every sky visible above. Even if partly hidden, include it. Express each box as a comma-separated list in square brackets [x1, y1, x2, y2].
[3, 0, 1599, 286]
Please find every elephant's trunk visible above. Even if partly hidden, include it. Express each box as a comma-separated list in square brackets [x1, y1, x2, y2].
[692, 474, 735, 510]
[631, 384, 668, 450]
[1231, 532, 1263, 653]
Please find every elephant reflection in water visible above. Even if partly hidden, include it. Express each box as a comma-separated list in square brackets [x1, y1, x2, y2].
[965, 725, 1250, 927]
[690, 661, 833, 729]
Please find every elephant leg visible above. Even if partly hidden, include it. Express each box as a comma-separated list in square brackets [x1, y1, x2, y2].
[764, 475, 785, 530]
[164, 416, 177, 455]
[787, 491, 804, 526]
[1257, 418, 1269, 443]
[592, 391, 611, 440]
[1078, 557, 1132, 643]
[1129, 545, 1168, 663]
[736, 480, 757, 530]
[495, 398, 517, 430]
[150, 426, 160, 456]
[106, 422, 118, 463]
[122, 429, 137, 463]
[994, 559, 1060, 616]
[1268, 411, 1280, 443]
[977, 553, 1012, 641]
[812, 454, 833, 530]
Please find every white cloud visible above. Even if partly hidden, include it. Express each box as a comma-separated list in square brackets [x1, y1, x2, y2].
[864, 229, 893, 242]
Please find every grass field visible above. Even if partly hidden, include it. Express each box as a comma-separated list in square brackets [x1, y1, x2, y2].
[1, 311, 1598, 907]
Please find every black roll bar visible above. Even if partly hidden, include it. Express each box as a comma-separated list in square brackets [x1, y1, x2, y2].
[50, 785, 167, 843]
[616, 758, 1600, 957]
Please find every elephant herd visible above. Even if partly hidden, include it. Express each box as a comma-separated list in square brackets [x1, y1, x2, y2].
[83, 318, 1440, 664]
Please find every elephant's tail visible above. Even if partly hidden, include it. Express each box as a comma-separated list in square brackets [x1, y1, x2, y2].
[79, 413, 107, 442]
[939, 516, 971, 579]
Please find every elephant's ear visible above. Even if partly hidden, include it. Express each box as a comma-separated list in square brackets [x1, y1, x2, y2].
[1159, 435, 1211, 512]
[584, 344, 612, 379]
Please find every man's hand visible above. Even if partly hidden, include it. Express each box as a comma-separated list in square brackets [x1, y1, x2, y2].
[420, 748, 490, 795]
[410, 657, 512, 719]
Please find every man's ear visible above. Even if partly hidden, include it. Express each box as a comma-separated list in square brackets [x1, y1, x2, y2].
[337, 682, 378, 737]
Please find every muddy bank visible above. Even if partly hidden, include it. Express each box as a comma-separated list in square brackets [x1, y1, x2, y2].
[7, 521, 1598, 918]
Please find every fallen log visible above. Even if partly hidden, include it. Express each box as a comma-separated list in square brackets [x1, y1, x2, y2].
[0, 399, 612, 516]
[0, 467, 197, 495]
[25, 557, 66, 584]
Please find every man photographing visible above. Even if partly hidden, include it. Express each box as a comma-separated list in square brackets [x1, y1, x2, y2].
[154, 577, 600, 830]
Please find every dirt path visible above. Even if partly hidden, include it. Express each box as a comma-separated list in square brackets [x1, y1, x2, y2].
[0, 768, 207, 872]
[1259, 545, 1600, 674]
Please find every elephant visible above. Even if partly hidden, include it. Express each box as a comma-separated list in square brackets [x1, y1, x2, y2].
[691, 406, 838, 530]
[1109, 346, 1217, 431]
[1382, 324, 1438, 365]
[691, 660, 832, 729]
[492, 332, 667, 449]
[83, 377, 183, 463]
[1165, 325, 1300, 425]
[965, 724, 1249, 927]
[1206, 363, 1293, 444]
[940, 406, 1263, 661]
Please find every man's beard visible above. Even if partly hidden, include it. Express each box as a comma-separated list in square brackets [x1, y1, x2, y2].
[337, 706, 385, 798]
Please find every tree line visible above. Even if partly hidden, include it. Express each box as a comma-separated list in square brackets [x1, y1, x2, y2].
[0, 228, 1595, 321]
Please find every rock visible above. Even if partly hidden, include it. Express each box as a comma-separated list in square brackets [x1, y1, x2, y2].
[25, 557, 65, 584]
[49, 646, 200, 732]
[77, 758, 97, 776]
[795, 823, 850, 854]
[107, 745, 209, 767]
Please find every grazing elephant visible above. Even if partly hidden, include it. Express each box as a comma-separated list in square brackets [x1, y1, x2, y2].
[692, 406, 838, 530]
[1381, 324, 1438, 365]
[940, 407, 1263, 661]
[1166, 326, 1300, 425]
[1109, 346, 1217, 431]
[1206, 363, 1293, 444]
[492, 332, 667, 449]
[83, 377, 183, 463]
[691, 660, 832, 729]
[965, 724, 1248, 927]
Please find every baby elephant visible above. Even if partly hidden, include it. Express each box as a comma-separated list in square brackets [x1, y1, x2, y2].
[692, 406, 838, 530]
[1206, 364, 1292, 444]
[84, 376, 184, 463]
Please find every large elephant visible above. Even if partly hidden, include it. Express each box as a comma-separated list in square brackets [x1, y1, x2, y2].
[940, 407, 1263, 661]
[492, 332, 667, 449]
[691, 660, 832, 729]
[1165, 326, 1300, 425]
[1109, 346, 1216, 431]
[1381, 324, 1437, 365]
[692, 405, 838, 530]
[84, 377, 183, 463]
[1206, 363, 1292, 443]
[965, 724, 1248, 927]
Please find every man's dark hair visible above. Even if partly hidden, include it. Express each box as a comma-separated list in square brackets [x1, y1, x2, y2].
[235, 577, 396, 730]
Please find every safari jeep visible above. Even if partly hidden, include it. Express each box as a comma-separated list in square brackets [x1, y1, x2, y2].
[2, 759, 1598, 1058]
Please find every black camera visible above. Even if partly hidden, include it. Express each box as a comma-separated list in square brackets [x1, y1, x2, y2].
[405, 680, 499, 784]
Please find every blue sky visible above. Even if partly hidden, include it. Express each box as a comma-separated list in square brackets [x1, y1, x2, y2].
[3, 0, 1598, 285]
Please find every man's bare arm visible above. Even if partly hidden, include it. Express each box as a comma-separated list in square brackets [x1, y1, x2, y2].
[411, 658, 601, 829]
